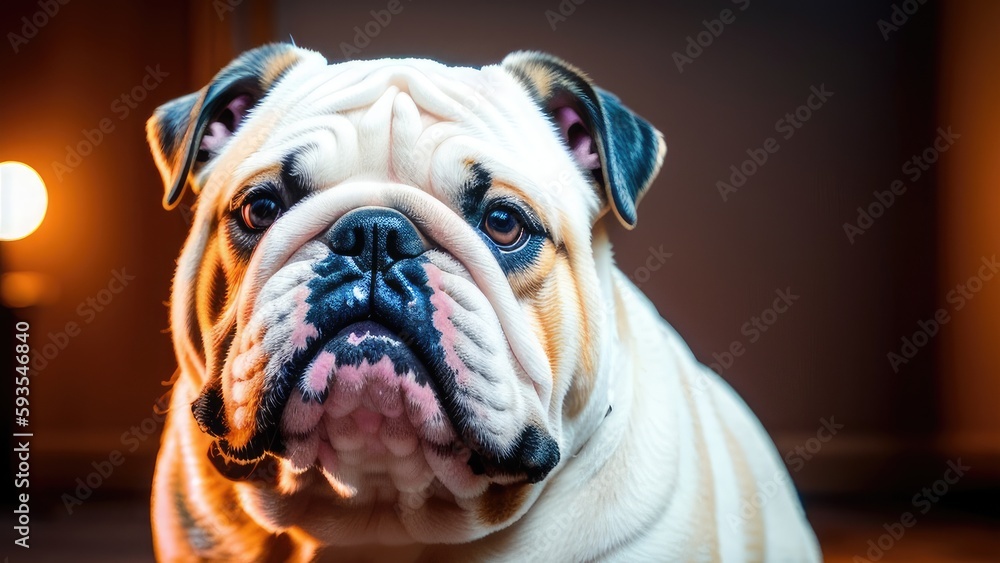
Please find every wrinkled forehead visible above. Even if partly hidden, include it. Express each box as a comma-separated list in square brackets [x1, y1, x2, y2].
[213, 57, 596, 226]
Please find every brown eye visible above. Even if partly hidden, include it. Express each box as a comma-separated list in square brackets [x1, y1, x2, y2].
[482, 206, 526, 249]
[240, 193, 283, 231]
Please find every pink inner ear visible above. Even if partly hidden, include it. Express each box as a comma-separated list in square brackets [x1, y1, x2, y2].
[200, 94, 253, 153]
[554, 106, 601, 170]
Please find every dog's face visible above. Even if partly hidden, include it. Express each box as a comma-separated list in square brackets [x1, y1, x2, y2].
[148, 44, 664, 545]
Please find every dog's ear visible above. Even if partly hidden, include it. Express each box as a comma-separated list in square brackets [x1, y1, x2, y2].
[147, 43, 325, 210]
[502, 51, 666, 229]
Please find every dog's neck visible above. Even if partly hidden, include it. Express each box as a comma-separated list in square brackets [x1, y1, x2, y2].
[559, 220, 637, 456]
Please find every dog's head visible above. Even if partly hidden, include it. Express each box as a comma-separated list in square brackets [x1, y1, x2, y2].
[148, 44, 664, 545]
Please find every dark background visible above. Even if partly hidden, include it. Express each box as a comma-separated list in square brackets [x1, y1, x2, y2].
[1, 0, 998, 561]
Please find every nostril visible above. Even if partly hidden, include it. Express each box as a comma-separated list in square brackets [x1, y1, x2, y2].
[329, 224, 365, 257]
[385, 229, 421, 261]
[385, 230, 402, 261]
[326, 207, 428, 272]
[347, 226, 366, 256]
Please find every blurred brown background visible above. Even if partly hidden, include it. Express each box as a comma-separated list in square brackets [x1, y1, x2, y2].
[1, 0, 998, 560]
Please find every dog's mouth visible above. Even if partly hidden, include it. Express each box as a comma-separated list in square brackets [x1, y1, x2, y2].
[199, 247, 559, 504]
[278, 318, 493, 501]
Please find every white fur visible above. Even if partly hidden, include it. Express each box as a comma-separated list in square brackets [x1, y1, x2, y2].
[152, 51, 821, 562]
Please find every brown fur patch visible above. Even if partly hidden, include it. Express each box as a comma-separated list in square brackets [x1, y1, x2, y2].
[504, 54, 592, 104]
[531, 263, 566, 389]
[560, 218, 595, 419]
[477, 482, 531, 527]
[490, 181, 550, 228]
[262, 49, 304, 89]
[526, 65, 554, 99]
[508, 243, 555, 298]
[491, 180, 558, 299]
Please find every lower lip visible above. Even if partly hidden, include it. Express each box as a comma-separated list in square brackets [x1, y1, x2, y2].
[334, 319, 399, 340]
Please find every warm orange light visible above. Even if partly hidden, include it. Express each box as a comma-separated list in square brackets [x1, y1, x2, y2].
[0, 271, 60, 308]
[0, 161, 48, 241]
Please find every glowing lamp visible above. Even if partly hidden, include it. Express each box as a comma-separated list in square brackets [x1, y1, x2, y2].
[0, 161, 48, 241]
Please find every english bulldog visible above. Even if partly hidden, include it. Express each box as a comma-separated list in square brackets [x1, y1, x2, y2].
[146, 43, 822, 562]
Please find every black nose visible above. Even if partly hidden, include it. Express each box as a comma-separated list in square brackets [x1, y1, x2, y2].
[327, 207, 427, 271]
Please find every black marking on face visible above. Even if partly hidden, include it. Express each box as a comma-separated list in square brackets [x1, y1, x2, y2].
[201, 152, 563, 479]
[207, 440, 279, 483]
[299, 253, 445, 391]
[279, 146, 318, 204]
[512, 426, 560, 483]
[468, 425, 560, 484]
[206, 218, 561, 482]
[203, 262, 228, 324]
[460, 162, 492, 218]
[456, 164, 551, 277]
[212, 427, 280, 465]
[299, 251, 558, 482]
[326, 320, 428, 370]
[192, 379, 229, 439]
[472, 197, 547, 276]
[212, 252, 457, 466]
[224, 182, 283, 262]
[222, 146, 320, 261]
[478, 227, 545, 276]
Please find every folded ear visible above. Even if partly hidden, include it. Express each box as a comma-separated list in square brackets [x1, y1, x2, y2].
[146, 43, 326, 210]
[502, 51, 666, 229]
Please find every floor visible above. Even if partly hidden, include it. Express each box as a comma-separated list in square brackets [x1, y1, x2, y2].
[12, 497, 1000, 561]
[808, 499, 1000, 562]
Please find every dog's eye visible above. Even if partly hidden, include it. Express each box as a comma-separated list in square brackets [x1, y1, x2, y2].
[482, 206, 526, 250]
[240, 193, 283, 231]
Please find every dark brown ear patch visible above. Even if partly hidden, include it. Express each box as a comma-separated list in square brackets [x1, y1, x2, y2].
[146, 43, 323, 210]
[502, 51, 666, 229]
